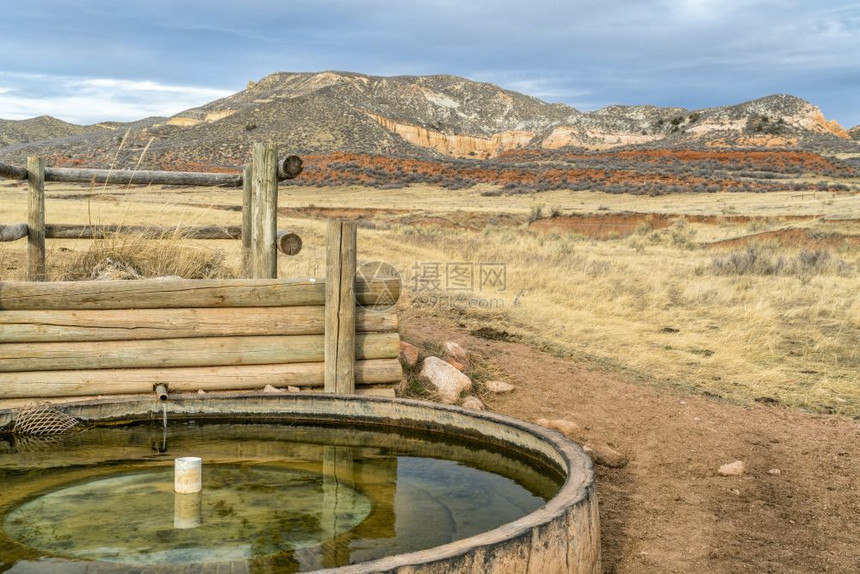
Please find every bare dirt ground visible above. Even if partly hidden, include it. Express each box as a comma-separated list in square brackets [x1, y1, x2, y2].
[401, 314, 860, 574]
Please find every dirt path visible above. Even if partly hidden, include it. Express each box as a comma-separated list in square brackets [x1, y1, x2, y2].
[401, 315, 860, 573]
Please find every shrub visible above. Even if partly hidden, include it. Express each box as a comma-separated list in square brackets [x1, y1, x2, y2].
[527, 205, 544, 223]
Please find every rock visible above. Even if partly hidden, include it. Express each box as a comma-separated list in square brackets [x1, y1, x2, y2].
[588, 443, 629, 468]
[419, 356, 472, 404]
[262, 384, 283, 393]
[287, 386, 301, 393]
[461, 396, 486, 411]
[535, 418, 583, 440]
[196, 389, 206, 395]
[445, 357, 467, 372]
[443, 341, 470, 367]
[718, 460, 745, 476]
[399, 341, 420, 368]
[485, 380, 516, 393]
[768, 468, 782, 475]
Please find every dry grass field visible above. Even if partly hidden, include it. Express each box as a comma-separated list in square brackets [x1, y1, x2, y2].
[2, 180, 856, 417]
[1, 179, 859, 572]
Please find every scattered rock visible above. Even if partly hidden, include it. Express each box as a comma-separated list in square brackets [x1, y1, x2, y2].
[443, 341, 470, 368]
[768, 468, 782, 475]
[262, 384, 283, 393]
[730, 488, 741, 496]
[419, 356, 472, 404]
[196, 389, 206, 395]
[485, 380, 516, 393]
[287, 386, 301, 393]
[445, 357, 467, 372]
[461, 396, 486, 411]
[535, 418, 583, 440]
[399, 341, 420, 367]
[718, 460, 746, 476]
[587, 443, 629, 468]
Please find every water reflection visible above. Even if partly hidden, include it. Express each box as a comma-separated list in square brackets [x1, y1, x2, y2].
[0, 422, 563, 572]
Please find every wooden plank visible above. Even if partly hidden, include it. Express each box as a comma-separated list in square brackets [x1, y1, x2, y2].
[0, 159, 28, 180]
[325, 220, 357, 394]
[0, 359, 403, 399]
[42, 224, 242, 239]
[252, 142, 279, 278]
[27, 157, 46, 281]
[44, 167, 243, 187]
[0, 307, 398, 343]
[0, 223, 28, 242]
[0, 332, 400, 372]
[37, 156, 300, 187]
[0, 277, 401, 310]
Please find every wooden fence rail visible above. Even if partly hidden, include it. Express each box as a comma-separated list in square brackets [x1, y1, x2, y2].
[0, 145, 303, 280]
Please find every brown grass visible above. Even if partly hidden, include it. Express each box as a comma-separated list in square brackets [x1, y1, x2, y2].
[1, 180, 858, 416]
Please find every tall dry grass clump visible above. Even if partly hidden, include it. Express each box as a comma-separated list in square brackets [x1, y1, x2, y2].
[53, 228, 234, 281]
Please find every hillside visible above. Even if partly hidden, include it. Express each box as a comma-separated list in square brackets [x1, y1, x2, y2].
[0, 71, 857, 171]
[0, 116, 112, 148]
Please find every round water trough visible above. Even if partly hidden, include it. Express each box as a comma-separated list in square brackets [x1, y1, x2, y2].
[0, 393, 600, 573]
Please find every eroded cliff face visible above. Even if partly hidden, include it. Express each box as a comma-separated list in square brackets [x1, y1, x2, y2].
[541, 126, 663, 150]
[367, 113, 534, 158]
[802, 108, 849, 138]
[166, 110, 237, 127]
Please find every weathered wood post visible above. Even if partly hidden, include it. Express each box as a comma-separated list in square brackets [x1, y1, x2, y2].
[325, 220, 357, 393]
[241, 163, 253, 277]
[251, 143, 279, 279]
[27, 157, 46, 281]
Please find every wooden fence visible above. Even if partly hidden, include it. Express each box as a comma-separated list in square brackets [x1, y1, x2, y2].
[0, 144, 303, 280]
[0, 147, 403, 402]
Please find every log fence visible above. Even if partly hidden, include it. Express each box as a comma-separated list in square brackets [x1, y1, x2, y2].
[0, 143, 303, 280]
[0, 145, 402, 402]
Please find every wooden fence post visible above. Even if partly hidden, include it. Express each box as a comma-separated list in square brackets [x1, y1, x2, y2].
[251, 143, 278, 279]
[241, 164, 252, 277]
[325, 220, 357, 393]
[27, 157, 45, 281]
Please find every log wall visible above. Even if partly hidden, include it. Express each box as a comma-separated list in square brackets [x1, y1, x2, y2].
[0, 276, 402, 401]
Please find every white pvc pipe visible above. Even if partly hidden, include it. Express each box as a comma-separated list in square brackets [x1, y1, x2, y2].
[174, 457, 202, 493]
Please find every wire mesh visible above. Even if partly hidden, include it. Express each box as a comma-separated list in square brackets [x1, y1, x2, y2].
[12, 402, 80, 436]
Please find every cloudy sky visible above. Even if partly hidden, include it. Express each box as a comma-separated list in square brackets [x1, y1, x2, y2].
[1, 1, 858, 127]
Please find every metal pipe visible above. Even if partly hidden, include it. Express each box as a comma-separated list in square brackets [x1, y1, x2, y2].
[154, 384, 169, 402]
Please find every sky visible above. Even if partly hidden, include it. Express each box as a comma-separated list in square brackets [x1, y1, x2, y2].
[0, 0, 858, 128]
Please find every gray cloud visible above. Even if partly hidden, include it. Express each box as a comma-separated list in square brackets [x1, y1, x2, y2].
[0, 0, 857, 127]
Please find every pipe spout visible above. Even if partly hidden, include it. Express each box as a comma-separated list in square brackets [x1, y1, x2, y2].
[155, 384, 169, 401]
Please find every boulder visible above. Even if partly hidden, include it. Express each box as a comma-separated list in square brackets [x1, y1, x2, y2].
[461, 396, 486, 411]
[486, 380, 516, 393]
[419, 356, 472, 404]
[445, 357, 467, 372]
[587, 443, 629, 468]
[536, 418, 583, 440]
[399, 341, 420, 368]
[718, 460, 746, 476]
[443, 341, 470, 368]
